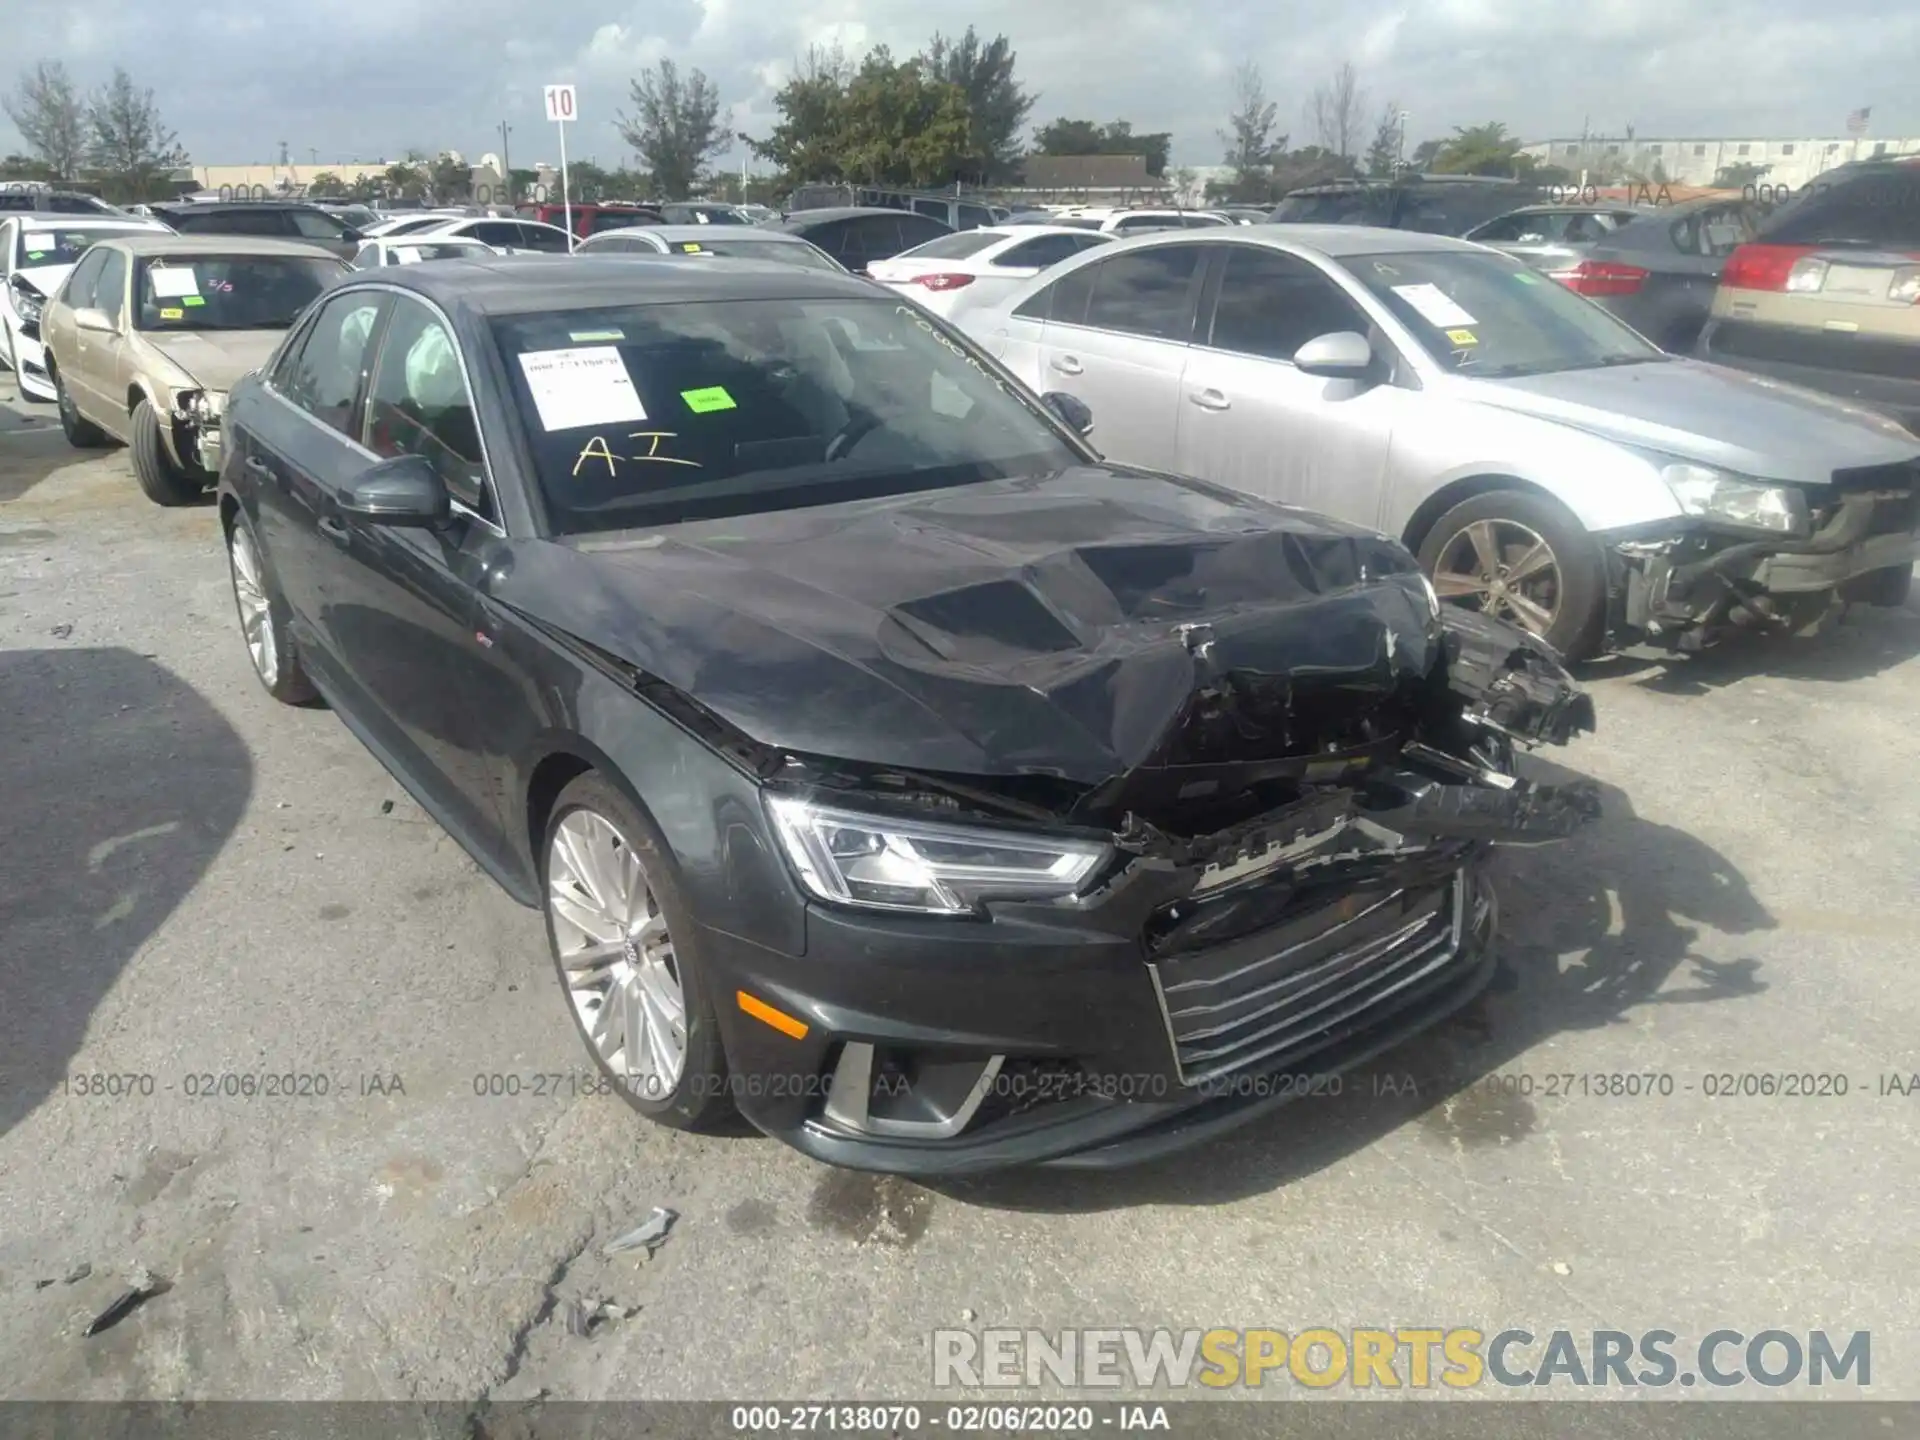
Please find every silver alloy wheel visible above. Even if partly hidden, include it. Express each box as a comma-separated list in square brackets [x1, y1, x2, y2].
[548, 809, 688, 1096]
[228, 523, 278, 683]
[1431, 518, 1561, 638]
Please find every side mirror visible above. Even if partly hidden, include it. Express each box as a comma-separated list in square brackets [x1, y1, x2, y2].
[1293, 330, 1375, 378]
[342, 227, 365, 243]
[339, 454, 450, 527]
[74, 307, 114, 334]
[1041, 390, 1095, 437]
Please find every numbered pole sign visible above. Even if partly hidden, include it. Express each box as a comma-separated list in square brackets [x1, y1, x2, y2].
[543, 84, 577, 123]
[544, 84, 578, 251]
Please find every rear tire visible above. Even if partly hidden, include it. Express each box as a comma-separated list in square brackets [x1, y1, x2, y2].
[541, 772, 734, 1134]
[1842, 564, 1913, 608]
[1417, 488, 1606, 660]
[53, 366, 108, 448]
[131, 398, 208, 506]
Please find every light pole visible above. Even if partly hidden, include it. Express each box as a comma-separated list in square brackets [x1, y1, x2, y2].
[498, 120, 513, 204]
[1396, 111, 1410, 171]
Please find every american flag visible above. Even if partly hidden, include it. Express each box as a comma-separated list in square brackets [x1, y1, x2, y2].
[1846, 106, 1872, 134]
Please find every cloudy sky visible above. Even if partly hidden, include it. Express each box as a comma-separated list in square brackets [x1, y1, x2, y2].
[7, 0, 1917, 172]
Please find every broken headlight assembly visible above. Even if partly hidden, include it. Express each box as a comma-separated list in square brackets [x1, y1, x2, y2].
[1659, 461, 1808, 537]
[766, 796, 1111, 915]
[8, 274, 45, 327]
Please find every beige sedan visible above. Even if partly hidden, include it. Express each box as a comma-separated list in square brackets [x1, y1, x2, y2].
[40, 234, 348, 504]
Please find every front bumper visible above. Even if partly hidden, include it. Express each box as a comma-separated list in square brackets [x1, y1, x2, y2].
[1602, 486, 1920, 650]
[11, 329, 53, 399]
[701, 859, 1500, 1176]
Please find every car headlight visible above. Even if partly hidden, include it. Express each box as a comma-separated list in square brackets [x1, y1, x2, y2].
[766, 795, 1111, 915]
[8, 276, 44, 326]
[1661, 462, 1807, 535]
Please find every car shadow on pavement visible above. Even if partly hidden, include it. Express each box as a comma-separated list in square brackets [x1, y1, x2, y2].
[935, 757, 1774, 1212]
[0, 647, 252, 1141]
[1590, 592, 1920, 692]
[0, 411, 88, 507]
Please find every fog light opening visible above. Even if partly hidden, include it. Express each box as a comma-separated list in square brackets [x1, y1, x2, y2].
[820, 1042, 1003, 1140]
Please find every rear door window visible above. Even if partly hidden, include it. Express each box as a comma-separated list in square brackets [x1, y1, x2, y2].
[957, 204, 994, 229]
[515, 223, 573, 253]
[996, 234, 1097, 269]
[899, 230, 1001, 261]
[289, 210, 347, 241]
[896, 215, 952, 250]
[469, 221, 521, 248]
[1080, 245, 1206, 341]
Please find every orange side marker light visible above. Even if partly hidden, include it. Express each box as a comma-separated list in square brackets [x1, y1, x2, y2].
[737, 990, 809, 1040]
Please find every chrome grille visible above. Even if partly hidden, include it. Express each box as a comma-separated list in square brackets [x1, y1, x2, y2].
[1149, 874, 1466, 1087]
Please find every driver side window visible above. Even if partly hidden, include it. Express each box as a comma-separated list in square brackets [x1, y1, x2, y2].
[61, 247, 111, 309]
[277, 290, 388, 436]
[1205, 246, 1370, 363]
[362, 298, 490, 518]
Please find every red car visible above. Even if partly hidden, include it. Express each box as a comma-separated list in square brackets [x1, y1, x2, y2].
[515, 201, 666, 240]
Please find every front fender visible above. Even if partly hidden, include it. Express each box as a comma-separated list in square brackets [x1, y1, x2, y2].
[1385, 396, 1685, 536]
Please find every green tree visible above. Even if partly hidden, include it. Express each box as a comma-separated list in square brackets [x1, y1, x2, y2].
[1713, 160, 1770, 188]
[306, 170, 346, 198]
[1030, 117, 1170, 177]
[346, 173, 382, 203]
[1431, 122, 1524, 177]
[428, 153, 471, 202]
[1217, 62, 1281, 204]
[83, 68, 187, 202]
[1362, 101, 1404, 178]
[382, 161, 427, 199]
[4, 61, 87, 179]
[1410, 137, 1443, 170]
[835, 48, 970, 187]
[751, 47, 858, 185]
[615, 59, 729, 199]
[922, 27, 1033, 183]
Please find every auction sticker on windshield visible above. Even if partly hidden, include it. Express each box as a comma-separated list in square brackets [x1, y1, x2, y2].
[1392, 282, 1476, 328]
[149, 267, 199, 298]
[681, 386, 736, 413]
[518, 346, 648, 431]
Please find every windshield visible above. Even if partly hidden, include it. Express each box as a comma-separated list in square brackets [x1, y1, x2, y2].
[492, 296, 1083, 534]
[135, 255, 346, 331]
[1346, 248, 1663, 377]
[16, 226, 155, 270]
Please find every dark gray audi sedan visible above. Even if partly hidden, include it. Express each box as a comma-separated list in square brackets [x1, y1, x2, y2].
[215, 253, 1598, 1175]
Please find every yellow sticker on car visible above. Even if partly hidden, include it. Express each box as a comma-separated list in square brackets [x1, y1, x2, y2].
[680, 242, 704, 252]
[680, 386, 736, 413]
[160, 307, 184, 319]
[1446, 328, 1478, 346]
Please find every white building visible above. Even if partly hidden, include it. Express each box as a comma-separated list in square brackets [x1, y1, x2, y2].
[1521, 135, 1920, 189]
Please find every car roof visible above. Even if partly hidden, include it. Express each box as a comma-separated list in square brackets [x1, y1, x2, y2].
[355, 253, 879, 317]
[97, 235, 346, 259]
[597, 224, 807, 242]
[18, 215, 170, 230]
[1235, 223, 1484, 256]
[151, 199, 327, 212]
[775, 207, 928, 225]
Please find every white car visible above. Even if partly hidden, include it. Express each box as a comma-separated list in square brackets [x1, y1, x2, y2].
[0, 213, 173, 401]
[866, 226, 1113, 318]
[351, 235, 501, 268]
[409, 215, 574, 253]
[360, 211, 471, 239]
[1045, 208, 1235, 236]
[576, 224, 846, 272]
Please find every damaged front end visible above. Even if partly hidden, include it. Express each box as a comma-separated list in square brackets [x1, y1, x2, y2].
[1602, 465, 1920, 651]
[725, 604, 1598, 1167]
[168, 388, 225, 474]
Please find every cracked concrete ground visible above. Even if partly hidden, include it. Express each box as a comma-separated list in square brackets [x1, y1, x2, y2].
[2, 367, 1918, 1409]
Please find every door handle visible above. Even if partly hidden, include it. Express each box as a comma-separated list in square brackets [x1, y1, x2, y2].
[1189, 388, 1231, 411]
[1050, 355, 1083, 375]
[318, 516, 350, 546]
[244, 455, 272, 475]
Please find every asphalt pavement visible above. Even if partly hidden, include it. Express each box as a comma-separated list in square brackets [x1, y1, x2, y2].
[2, 367, 1918, 1411]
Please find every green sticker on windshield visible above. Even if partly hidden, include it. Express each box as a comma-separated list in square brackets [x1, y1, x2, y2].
[1513, 271, 1543, 284]
[26, 250, 46, 259]
[680, 386, 736, 413]
[569, 329, 624, 341]
[183, 294, 206, 307]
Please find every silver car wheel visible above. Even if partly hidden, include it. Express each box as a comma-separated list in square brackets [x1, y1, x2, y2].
[1431, 518, 1561, 639]
[548, 809, 688, 1095]
[227, 523, 279, 684]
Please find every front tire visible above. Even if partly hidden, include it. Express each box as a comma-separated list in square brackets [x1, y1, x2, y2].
[1418, 488, 1606, 659]
[53, 366, 108, 448]
[131, 398, 208, 506]
[541, 772, 733, 1133]
[225, 510, 316, 704]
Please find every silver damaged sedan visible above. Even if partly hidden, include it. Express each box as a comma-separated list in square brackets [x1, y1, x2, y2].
[960, 226, 1920, 658]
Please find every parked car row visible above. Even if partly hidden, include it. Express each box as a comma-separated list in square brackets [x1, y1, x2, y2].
[8, 189, 1912, 1178]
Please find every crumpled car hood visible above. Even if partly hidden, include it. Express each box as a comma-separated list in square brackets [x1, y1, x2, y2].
[139, 330, 284, 395]
[1470, 357, 1920, 486]
[486, 466, 1588, 786]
